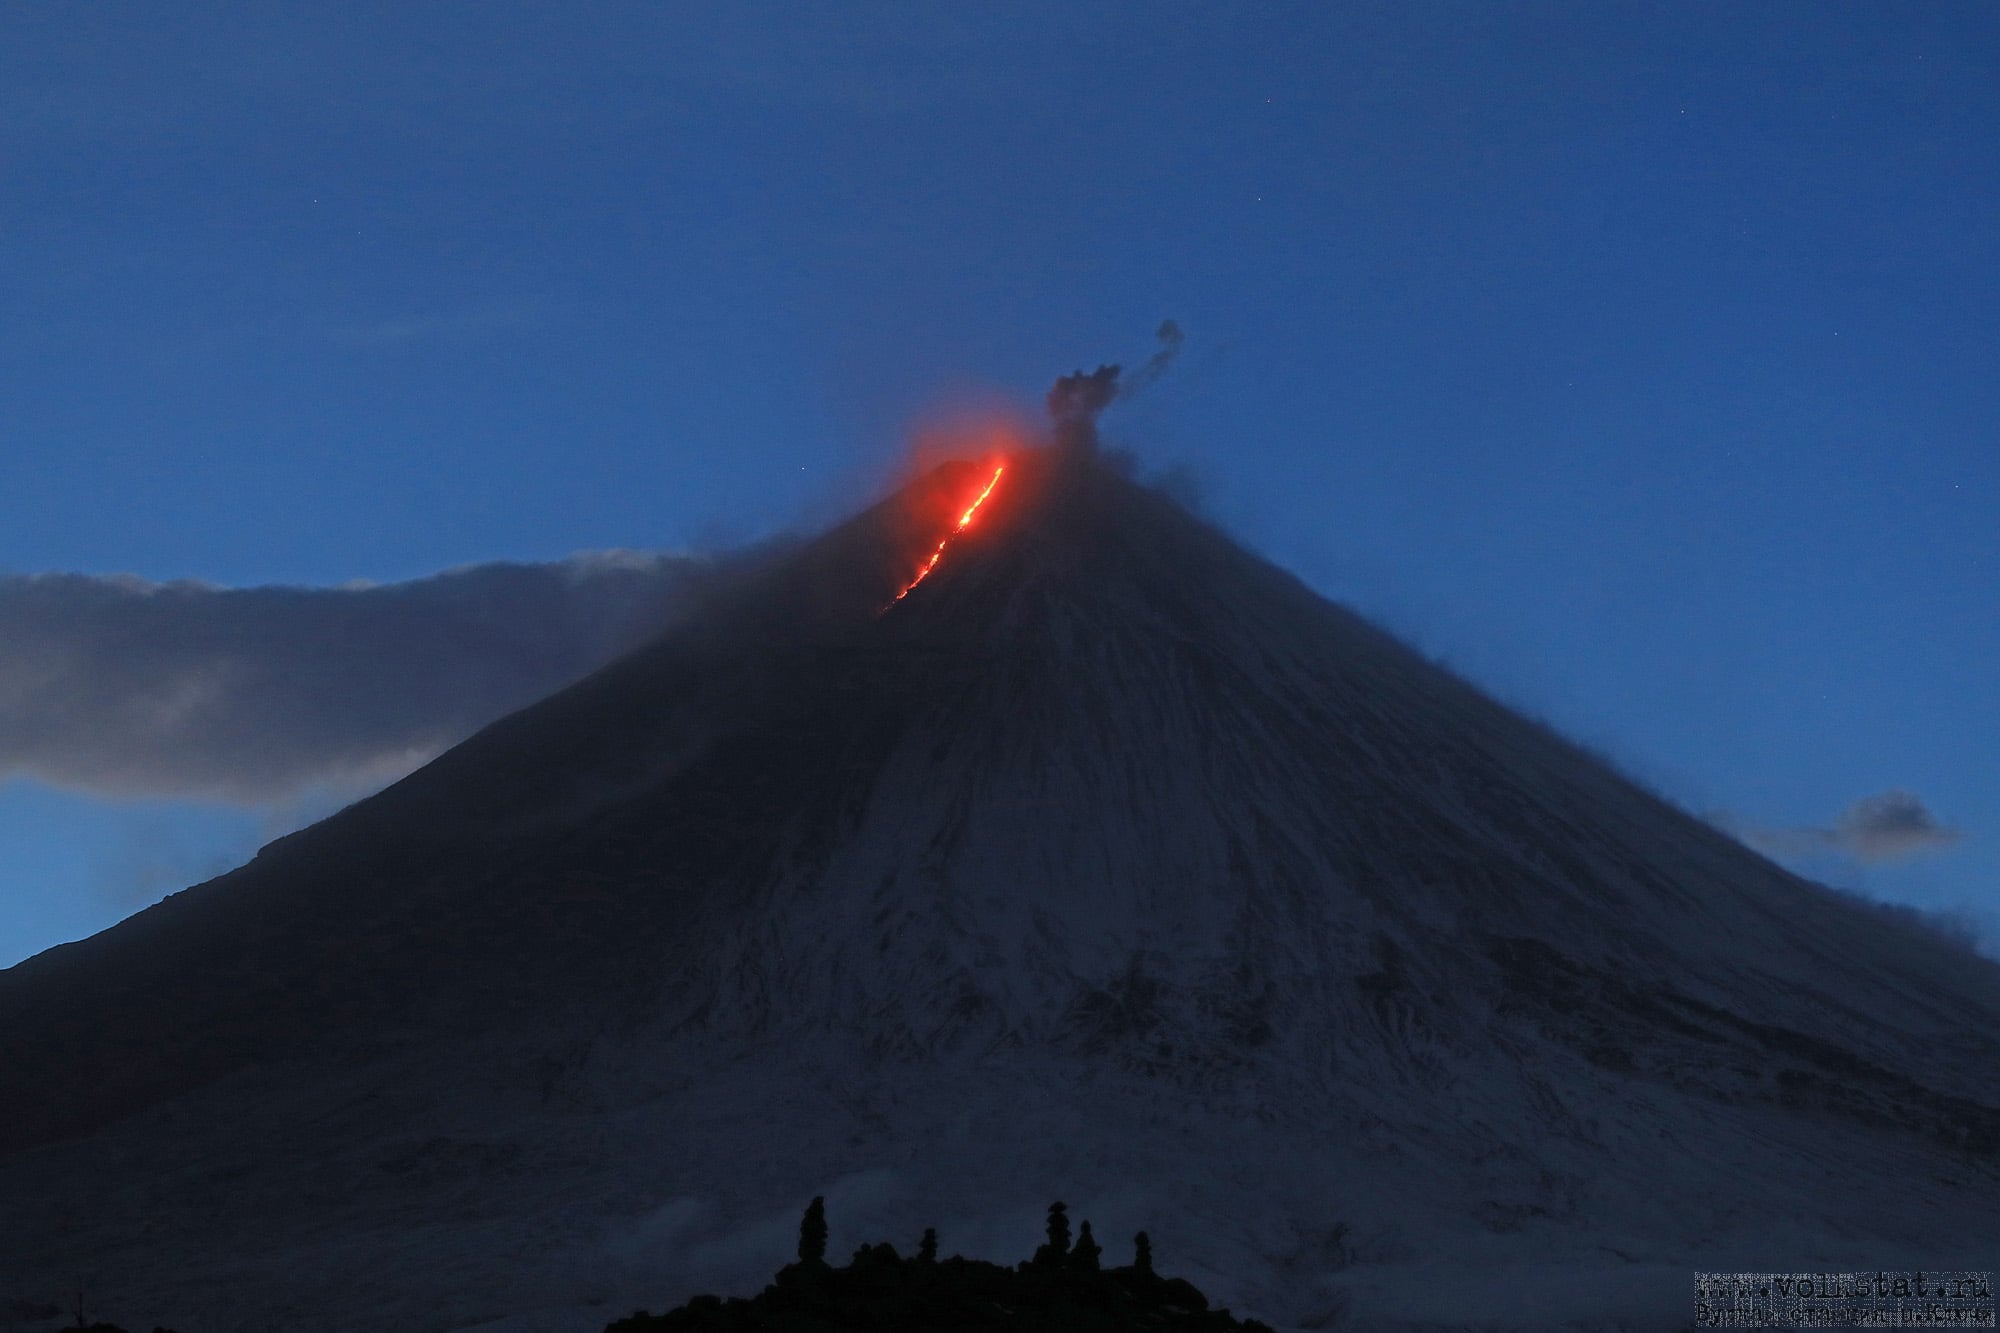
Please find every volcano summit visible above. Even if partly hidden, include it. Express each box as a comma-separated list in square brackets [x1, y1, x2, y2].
[2, 440, 1997, 1331]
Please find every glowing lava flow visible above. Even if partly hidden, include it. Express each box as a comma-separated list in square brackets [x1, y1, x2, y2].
[891, 463, 1006, 604]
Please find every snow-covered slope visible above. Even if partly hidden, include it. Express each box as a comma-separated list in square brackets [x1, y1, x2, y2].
[3, 445, 1996, 1331]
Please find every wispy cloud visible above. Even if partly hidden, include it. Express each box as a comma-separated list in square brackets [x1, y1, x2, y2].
[0, 552, 715, 803]
[88, 809, 258, 910]
[1719, 789, 1966, 864]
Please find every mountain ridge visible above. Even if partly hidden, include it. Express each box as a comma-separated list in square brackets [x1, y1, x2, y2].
[3, 443, 1996, 1331]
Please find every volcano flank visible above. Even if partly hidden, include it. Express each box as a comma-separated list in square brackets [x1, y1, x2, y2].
[3, 443, 1997, 1331]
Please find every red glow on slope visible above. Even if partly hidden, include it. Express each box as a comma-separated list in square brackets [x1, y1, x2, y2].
[891, 463, 1006, 604]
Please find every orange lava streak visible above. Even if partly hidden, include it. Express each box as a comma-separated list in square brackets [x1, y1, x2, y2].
[892, 464, 1005, 603]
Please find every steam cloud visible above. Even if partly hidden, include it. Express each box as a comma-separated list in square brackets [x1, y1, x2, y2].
[0, 553, 715, 803]
[1727, 789, 1965, 864]
[1046, 320, 1184, 449]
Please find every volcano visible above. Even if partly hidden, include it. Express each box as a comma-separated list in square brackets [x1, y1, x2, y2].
[3, 443, 1997, 1332]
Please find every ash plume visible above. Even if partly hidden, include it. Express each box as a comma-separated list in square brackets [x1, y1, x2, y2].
[1046, 363, 1122, 451]
[1123, 318, 1185, 395]
[1045, 320, 1184, 451]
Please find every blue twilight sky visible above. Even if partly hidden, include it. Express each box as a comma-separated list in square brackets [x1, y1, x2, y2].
[2, 2, 1995, 968]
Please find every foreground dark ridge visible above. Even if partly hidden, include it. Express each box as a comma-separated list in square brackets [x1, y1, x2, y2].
[3, 1198, 1261, 1333]
[609, 1198, 1275, 1333]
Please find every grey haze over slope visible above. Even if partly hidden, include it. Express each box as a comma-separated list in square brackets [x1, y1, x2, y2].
[2, 447, 1996, 1332]
[0, 551, 718, 800]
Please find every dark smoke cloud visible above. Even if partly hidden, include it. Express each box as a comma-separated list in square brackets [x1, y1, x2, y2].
[1122, 319, 1185, 396]
[0, 553, 716, 803]
[1723, 789, 1966, 864]
[1045, 320, 1185, 449]
[1046, 363, 1122, 446]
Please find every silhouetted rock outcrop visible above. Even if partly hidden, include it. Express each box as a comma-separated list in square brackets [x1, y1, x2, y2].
[607, 1199, 1273, 1332]
[797, 1194, 829, 1267]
